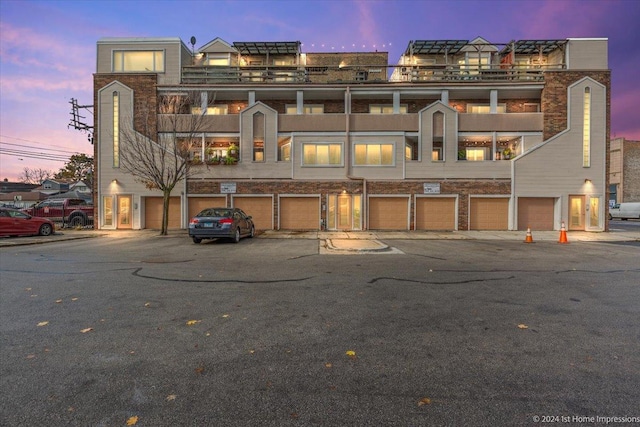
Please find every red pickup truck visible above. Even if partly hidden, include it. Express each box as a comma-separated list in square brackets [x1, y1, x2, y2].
[23, 198, 94, 228]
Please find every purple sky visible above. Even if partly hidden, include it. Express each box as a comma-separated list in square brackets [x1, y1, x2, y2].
[1, 0, 639, 181]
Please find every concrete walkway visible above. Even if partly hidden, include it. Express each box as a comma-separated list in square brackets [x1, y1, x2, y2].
[1, 227, 638, 249]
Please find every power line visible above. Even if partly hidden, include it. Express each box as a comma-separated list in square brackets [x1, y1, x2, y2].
[0, 135, 90, 154]
[0, 149, 70, 162]
[0, 141, 84, 155]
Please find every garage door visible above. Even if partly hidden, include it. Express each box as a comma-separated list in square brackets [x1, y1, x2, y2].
[145, 197, 181, 229]
[518, 197, 554, 231]
[279, 197, 320, 230]
[469, 198, 509, 230]
[368, 196, 409, 230]
[233, 196, 273, 230]
[415, 197, 456, 230]
[188, 197, 227, 220]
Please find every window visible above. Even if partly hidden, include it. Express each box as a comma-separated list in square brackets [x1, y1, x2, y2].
[113, 92, 119, 167]
[370, 105, 408, 114]
[302, 143, 342, 166]
[405, 136, 419, 161]
[467, 104, 506, 114]
[356, 71, 368, 81]
[458, 53, 490, 74]
[466, 148, 487, 161]
[583, 87, 591, 167]
[113, 50, 164, 72]
[206, 54, 230, 66]
[191, 105, 228, 115]
[278, 137, 292, 162]
[285, 104, 324, 114]
[103, 196, 113, 226]
[432, 112, 444, 161]
[354, 143, 394, 166]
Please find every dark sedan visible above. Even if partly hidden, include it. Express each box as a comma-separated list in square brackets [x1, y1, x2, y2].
[188, 207, 255, 244]
[0, 207, 55, 237]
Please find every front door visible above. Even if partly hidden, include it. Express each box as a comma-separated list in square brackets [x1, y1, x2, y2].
[569, 195, 585, 231]
[117, 195, 132, 229]
[327, 194, 361, 230]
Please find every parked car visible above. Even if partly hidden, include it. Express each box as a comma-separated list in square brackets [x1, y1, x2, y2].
[609, 202, 640, 220]
[188, 207, 255, 244]
[0, 207, 55, 237]
[22, 197, 94, 228]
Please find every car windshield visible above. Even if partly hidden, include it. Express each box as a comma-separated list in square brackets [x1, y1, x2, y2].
[198, 209, 232, 218]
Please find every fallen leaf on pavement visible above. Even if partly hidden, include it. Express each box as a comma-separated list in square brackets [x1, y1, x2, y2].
[55, 299, 63, 304]
[80, 328, 93, 333]
[418, 397, 432, 406]
[186, 320, 201, 326]
[126, 415, 138, 425]
[71, 298, 79, 301]
[222, 314, 230, 318]
[517, 324, 529, 329]
[166, 394, 177, 401]
[325, 363, 333, 368]
[37, 321, 49, 327]
[346, 350, 356, 358]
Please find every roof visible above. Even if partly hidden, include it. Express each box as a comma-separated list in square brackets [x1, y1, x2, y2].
[404, 40, 469, 55]
[500, 40, 568, 55]
[232, 41, 301, 55]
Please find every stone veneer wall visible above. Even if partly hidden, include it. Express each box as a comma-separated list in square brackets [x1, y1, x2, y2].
[188, 178, 510, 230]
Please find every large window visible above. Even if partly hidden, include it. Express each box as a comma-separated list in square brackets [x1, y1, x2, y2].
[206, 54, 230, 66]
[467, 104, 506, 114]
[370, 105, 408, 114]
[302, 143, 342, 166]
[354, 143, 394, 166]
[191, 105, 228, 115]
[113, 51, 164, 72]
[285, 104, 324, 114]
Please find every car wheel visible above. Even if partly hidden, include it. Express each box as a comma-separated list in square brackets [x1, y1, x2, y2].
[232, 228, 241, 243]
[39, 224, 53, 236]
[192, 237, 202, 244]
[249, 225, 255, 238]
[70, 216, 85, 227]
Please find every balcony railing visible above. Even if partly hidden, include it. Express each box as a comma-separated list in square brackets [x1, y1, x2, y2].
[181, 63, 564, 85]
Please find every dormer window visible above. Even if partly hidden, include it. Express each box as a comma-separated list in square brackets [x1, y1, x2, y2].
[206, 54, 230, 66]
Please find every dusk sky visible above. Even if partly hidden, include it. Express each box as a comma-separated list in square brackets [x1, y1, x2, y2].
[1, 0, 639, 181]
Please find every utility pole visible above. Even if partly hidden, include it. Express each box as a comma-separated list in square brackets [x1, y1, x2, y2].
[68, 98, 94, 144]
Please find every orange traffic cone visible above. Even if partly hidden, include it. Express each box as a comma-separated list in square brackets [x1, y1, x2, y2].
[524, 227, 534, 243]
[558, 221, 569, 244]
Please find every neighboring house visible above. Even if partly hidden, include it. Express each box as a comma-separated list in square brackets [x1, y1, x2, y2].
[0, 191, 48, 209]
[94, 36, 610, 232]
[0, 180, 39, 194]
[609, 137, 640, 204]
[34, 179, 70, 196]
[69, 180, 91, 195]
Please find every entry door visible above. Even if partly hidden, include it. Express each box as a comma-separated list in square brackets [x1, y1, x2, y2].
[337, 194, 352, 229]
[117, 195, 132, 229]
[568, 195, 585, 231]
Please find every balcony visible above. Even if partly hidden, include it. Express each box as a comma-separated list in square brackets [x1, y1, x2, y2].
[182, 66, 307, 84]
[458, 113, 543, 132]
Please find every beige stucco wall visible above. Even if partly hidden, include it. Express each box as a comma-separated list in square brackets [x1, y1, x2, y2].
[566, 39, 608, 70]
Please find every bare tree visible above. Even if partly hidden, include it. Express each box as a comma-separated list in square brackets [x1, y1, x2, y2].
[19, 167, 54, 184]
[119, 92, 205, 235]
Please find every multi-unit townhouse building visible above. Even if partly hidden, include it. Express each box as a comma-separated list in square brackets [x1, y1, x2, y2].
[94, 36, 610, 232]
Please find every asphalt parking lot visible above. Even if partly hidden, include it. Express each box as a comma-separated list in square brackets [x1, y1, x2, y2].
[1, 229, 639, 426]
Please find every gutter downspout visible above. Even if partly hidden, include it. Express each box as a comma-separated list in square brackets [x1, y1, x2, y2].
[345, 86, 367, 230]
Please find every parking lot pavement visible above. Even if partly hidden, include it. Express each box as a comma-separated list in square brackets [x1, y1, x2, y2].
[1, 227, 638, 248]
